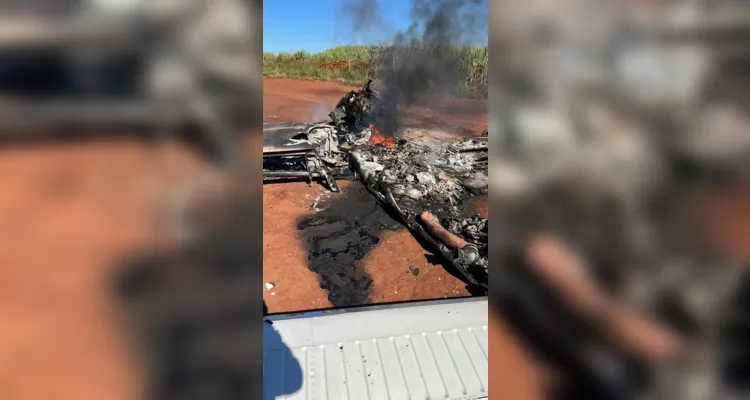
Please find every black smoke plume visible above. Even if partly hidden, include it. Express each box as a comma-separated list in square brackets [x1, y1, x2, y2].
[341, 0, 488, 134]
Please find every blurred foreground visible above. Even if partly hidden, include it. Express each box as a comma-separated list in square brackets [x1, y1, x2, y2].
[489, 0, 750, 398]
[0, 0, 264, 399]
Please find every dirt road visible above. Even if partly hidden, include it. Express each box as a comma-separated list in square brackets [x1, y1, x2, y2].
[263, 78, 489, 313]
[263, 77, 489, 133]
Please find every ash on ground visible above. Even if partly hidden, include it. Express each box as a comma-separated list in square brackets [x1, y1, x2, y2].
[297, 181, 404, 307]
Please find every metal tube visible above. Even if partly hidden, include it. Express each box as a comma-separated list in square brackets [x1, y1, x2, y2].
[419, 211, 471, 248]
[419, 211, 479, 265]
[262, 149, 313, 157]
[263, 171, 320, 178]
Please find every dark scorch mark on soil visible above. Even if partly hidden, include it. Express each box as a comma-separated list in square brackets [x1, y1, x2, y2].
[297, 181, 403, 307]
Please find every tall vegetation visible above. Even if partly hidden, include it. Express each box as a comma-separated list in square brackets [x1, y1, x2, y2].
[263, 44, 488, 98]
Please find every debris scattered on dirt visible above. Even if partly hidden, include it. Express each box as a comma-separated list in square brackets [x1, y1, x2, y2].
[347, 131, 489, 288]
[409, 265, 420, 276]
[265, 78, 489, 295]
[309, 191, 334, 211]
[351, 138, 487, 219]
[265, 282, 276, 291]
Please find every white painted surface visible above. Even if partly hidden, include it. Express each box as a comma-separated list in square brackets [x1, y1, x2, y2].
[264, 298, 489, 400]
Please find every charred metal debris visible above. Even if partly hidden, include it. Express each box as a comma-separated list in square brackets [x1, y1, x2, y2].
[263, 80, 489, 289]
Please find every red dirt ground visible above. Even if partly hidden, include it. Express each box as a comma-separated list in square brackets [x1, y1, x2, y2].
[262, 78, 489, 313]
[263, 77, 489, 134]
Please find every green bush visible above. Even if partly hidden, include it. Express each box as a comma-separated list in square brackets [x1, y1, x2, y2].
[263, 44, 488, 98]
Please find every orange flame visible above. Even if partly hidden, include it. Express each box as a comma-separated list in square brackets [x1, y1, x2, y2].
[368, 123, 396, 148]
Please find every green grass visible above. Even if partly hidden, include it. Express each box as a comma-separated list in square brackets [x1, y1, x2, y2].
[263, 44, 488, 98]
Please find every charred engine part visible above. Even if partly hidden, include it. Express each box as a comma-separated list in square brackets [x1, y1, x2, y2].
[328, 79, 384, 132]
[419, 211, 480, 266]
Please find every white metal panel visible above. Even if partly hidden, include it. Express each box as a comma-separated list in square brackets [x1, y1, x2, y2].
[264, 298, 489, 400]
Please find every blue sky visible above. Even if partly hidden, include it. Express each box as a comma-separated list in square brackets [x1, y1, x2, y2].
[263, 0, 486, 53]
[264, 0, 410, 53]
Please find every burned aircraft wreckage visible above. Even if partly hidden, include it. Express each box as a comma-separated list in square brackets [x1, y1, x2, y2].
[263, 80, 489, 289]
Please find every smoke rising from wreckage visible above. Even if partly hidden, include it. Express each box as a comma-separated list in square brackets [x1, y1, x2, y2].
[264, 0, 490, 301]
[338, 0, 488, 130]
[263, 80, 489, 291]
